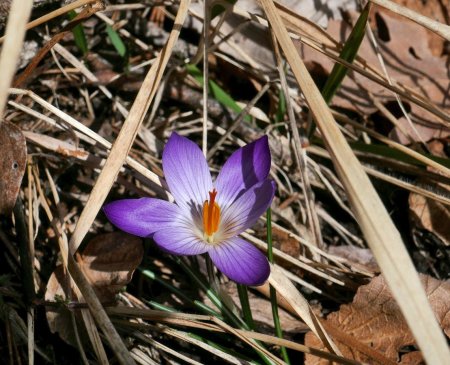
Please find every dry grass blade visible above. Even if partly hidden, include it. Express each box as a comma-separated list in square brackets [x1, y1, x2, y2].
[308, 145, 450, 206]
[132, 330, 203, 365]
[370, 0, 450, 41]
[159, 326, 245, 364]
[268, 265, 341, 355]
[271, 27, 323, 255]
[108, 307, 360, 364]
[332, 111, 450, 178]
[258, 0, 450, 363]
[211, 317, 285, 365]
[0, 0, 33, 120]
[69, 0, 191, 253]
[9, 88, 163, 190]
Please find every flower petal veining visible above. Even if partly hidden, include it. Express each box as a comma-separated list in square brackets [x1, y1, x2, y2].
[209, 237, 270, 286]
[103, 198, 182, 237]
[163, 132, 213, 215]
[153, 226, 210, 255]
[215, 136, 271, 210]
[220, 179, 276, 238]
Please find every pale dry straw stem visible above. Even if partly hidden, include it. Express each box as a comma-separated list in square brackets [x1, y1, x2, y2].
[243, 232, 346, 286]
[368, 90, 421, 145]
[189, 5, 266, 73]
[278, 266, 323, 294]
[27, 309, 34, 365]
[26, 164, 36, 365]
[258, 1, 450, 362]
[271, 28, 324, 256]
[67, 253, 137, 365]
[268, 265, 341, 355]
[131, 331, 204, 365]
[267, 220, 364, 271]
[208, 14, 249, 54]
[268, 2, 450, 127]
[103, 4, 148, 11]
[95, 12, 150, 51]
[0, 0, 33, 121]
[370, 0, 450, 41]
[130, 349, 158, 365]
[366, 167, 450, 205]
[307, 158, 356, 219]
[157, 326, 246, 364]
[211, 317, 285, 365]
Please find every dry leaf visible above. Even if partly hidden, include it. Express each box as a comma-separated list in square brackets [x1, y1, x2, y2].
[305, 274, 450, 364]
[45, 232, 143, 345]
[78, 232, 144, 303]
[389, 0, 449, 56]
[0, 121, 26, 215]
[409, 189, 450, 246]
[328, 245, 380, 273]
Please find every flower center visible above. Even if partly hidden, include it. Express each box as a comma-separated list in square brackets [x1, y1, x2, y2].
[202, 189, 221, 243]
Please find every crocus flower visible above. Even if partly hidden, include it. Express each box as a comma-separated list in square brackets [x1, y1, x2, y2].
[104, 133, 275, 286]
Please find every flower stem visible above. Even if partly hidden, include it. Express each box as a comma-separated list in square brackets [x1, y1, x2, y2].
[205, 254, 220, 292]
[237, 284, 255, 330]
[267, 208, 291, 364]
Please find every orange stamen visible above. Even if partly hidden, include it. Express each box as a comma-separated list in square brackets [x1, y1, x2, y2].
[203, 189, 220, 238]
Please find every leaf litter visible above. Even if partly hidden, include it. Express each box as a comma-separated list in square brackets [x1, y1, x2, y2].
[0, 121, 27, 215]
[0, 0, 449, 364]
[45, 232, 143, 346]
[305, 274, 450, 364]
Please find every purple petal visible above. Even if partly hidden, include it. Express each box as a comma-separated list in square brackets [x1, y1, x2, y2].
[209, 237, 270, 286]
[220, 179, 276, 238]
[215, 136, 271, 209]
[104, 198, 182, 237]
[153, 227, 209, 255]
[163, 133, 212, 214]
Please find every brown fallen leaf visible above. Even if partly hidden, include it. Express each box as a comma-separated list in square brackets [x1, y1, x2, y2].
[389, 0, 449, 57]
[78, 232, 144, 303]
[0, 121, 27, 215]
[328, 245, 380, 274]
[45, 232, 143, 345]
[409, 187, 450, 246]
[305, 274, 450, 364]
